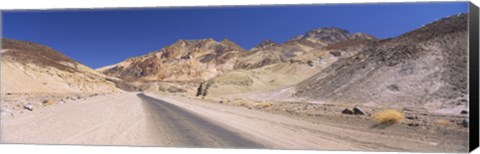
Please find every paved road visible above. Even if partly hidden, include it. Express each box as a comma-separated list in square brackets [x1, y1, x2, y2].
[137, 93, 265, 148]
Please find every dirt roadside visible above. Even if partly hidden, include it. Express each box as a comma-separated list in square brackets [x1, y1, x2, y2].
[150, 93, 468, 152]
[0, 92, 469, 152]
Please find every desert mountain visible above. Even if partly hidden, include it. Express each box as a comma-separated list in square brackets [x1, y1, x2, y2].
[99, 27, 376, 83]
[285, 27, 375, 51]
[0, 38, 122, 95]
[202, 28, 376, 96]
[293, 14, 468, 112]
[98, 38, 246, 82]
[234, 28, 376, 70]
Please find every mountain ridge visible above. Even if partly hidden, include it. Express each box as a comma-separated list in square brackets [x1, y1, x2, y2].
[293, 13, 468, 112]
[98, 27, 376, 82]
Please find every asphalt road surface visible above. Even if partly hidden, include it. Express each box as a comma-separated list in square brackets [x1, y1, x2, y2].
[137, 93, 265, 148]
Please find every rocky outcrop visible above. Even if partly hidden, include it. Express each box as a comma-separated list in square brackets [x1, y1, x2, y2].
[234, 28, 376, 70]
[99, 38, 246, 82]
[285, 27, 375, 51]
[294, 14, 468, 111]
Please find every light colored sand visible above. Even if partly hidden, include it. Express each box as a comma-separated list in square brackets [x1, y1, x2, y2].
[0, 60, 120, 94]
[1, 92, 159, 146]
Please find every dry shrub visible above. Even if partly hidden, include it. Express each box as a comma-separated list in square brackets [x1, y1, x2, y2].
[435, 119, 451, 127]
[262, 102, 271, 108]
[372, 109, 404, 124]
[42, 99, 56, 106]
[251, 102, 271, 109]
[238, 101, 250, 107]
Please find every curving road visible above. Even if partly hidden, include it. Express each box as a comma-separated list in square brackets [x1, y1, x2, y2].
[137, 93, 264, 148]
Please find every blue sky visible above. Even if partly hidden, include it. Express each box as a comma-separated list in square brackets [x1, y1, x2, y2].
[2, 2, 468, 68]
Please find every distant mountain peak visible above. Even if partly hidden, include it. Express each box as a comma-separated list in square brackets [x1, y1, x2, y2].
[291, 27, 350, 41]
[351, 33, 376, 40]
[220, 38, 245, 52]
[251, 40, 280, 51]
[310, 27, 350, 34]
[284, 27, 376, 50]
[220, 38, 232, 43]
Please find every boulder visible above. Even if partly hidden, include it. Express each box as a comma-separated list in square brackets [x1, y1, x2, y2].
[341, 108, 354, 114]
[23, 105, 34, 111]
[330, 51, 342, 57]
[353, 106, 366, 115]
[462, 119, 469, 128]
[408, 122, 420, 127]
[460, 110, 468, 114]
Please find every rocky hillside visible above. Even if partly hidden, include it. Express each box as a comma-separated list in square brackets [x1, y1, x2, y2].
[99, 27, 376, 82]
[235, 28, 375, 70]
[294, 14, 468, 113]
[285, 27, 375, 51]
[98, 38, 246, 82]
[1, 38, 122, 95]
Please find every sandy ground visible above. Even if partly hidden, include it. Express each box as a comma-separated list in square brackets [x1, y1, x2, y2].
[0, 60, 120, 94]
[0, 92, 469, 152]
[1, 92, 157, 146]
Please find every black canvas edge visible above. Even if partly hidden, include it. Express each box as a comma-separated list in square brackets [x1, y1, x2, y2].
[469, 1, 480, 153]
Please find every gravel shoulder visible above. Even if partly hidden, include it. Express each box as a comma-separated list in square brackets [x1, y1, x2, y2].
[154, 94, 468, 152]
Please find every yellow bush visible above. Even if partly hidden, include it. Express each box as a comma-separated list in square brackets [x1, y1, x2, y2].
[372, 109, 404, 124]
[435, 119, 451, 127]
[262, 102, 271, 108]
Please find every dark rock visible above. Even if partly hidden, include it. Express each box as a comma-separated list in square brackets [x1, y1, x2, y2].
[330, 51, 342, 57]
[341, 108, 354, 114]
[23, 105, 34, 111]
[353, 106, 366, 115]
[408, 122, 420, 127]
[462, 119, 469, 128]
[406, 115, 418, 120]
[460, 110, 468, 114]
[387, 84, 400, 91]
[219, 100, 224, 104]
[402, 108, 414, 111]
[307, 60, 314, 67]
